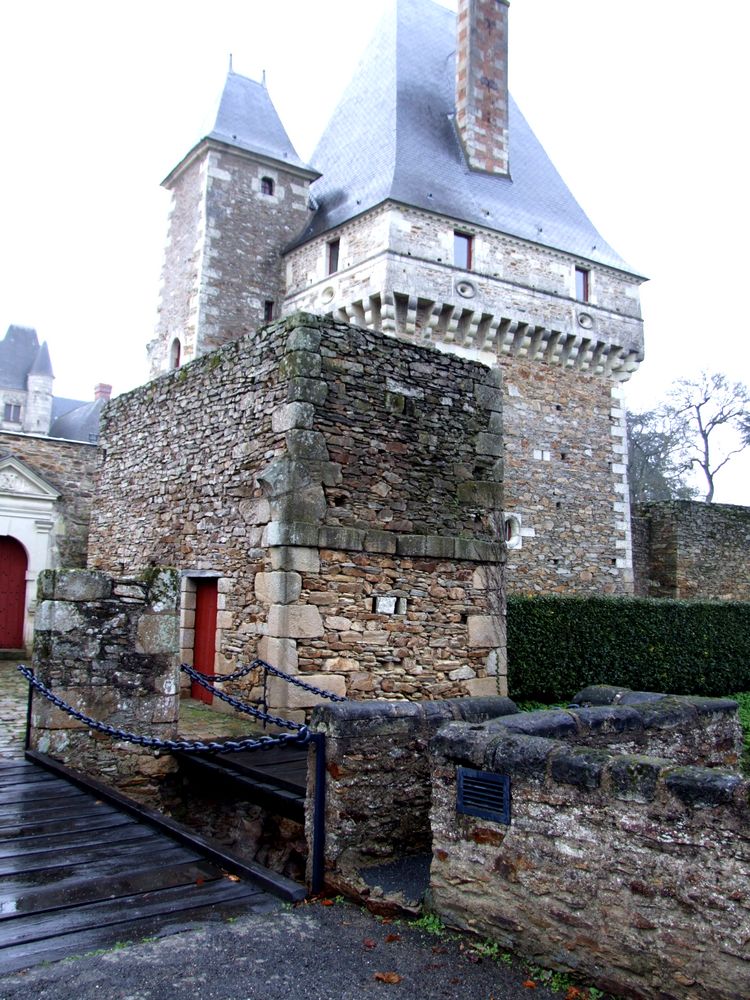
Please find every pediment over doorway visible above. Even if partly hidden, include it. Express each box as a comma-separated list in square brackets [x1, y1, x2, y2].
[0, 455, 61, 501]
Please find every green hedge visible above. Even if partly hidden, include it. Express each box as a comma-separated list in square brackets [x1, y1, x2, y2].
[507, 595, 750, 703]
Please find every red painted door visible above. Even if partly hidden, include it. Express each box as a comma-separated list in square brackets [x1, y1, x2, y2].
[0, 537, 27, 649]
[192, 579, 218, 704]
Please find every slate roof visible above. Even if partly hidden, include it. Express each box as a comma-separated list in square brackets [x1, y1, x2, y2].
[206, 71, 318, 176]
[0, 326, 42, 390]
[49, 399, 105, 443]
[294, 0, 637, 274]
[0, 325, 102, 443]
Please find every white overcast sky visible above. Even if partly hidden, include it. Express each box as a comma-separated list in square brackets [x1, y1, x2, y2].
[1, 0, 748, 502]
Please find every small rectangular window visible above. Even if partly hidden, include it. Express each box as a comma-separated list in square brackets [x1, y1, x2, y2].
[327, 239, 340, 275]
[264, 300, 274, 323]
[3, 403, 21, 422]
[575, 266, 590, 302]
[454, 231, 473, 270]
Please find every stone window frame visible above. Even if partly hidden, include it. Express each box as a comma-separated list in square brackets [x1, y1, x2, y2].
[263, 300, 274, 323]
[575, 265, 590, 302]
[169, 337, 182, 370]
[503, 513, 523, 550]
[327, 238, 341, 275]
[3, 402, 22, 423]
[454, 230, 474, 271]
[260, 176, 275, 196]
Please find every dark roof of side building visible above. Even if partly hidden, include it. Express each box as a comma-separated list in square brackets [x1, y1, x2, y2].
[292, 0, 638, 275]
[49, 398, 105, 443]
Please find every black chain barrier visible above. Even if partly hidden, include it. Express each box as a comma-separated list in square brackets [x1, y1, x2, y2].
[180, 663, 304, 732]
[16, 664, 311, 754]
[180, 658, 347, 704]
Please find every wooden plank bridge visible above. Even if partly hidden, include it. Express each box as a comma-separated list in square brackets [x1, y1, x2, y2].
[0, 751, 307, 974]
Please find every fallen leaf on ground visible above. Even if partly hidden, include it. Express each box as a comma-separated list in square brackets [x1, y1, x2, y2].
[320, 898, 334, 906]
[522, 981, 537, 989]
[363, 938, 377, 950]
[565, 989, 583, 1000]
[374, 972, 402, 984]
[385, 933, 401, 943]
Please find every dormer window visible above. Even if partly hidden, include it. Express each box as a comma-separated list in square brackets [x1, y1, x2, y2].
[327, 239, 340, 275]
[261, 176, 275, 195]
[454, 231, 473, 270]
[3, 403, 21, 422]
[575, 266, 590, 302]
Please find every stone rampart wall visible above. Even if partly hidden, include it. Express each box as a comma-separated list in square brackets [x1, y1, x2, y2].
[307, 696, 519, 898]
[0, 431, 99, 568]
[429, 692, 748, 1000]
[29, 569, 180, 797]
[633, 500, 750, 600]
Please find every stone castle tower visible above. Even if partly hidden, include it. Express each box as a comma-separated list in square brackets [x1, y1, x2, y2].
[148, 0, 646, 597]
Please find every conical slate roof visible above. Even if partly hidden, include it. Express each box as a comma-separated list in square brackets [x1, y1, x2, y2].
[297, 0, 636, 274]
[0, 325, 41, 389]
[207, 71, 317, 175]
[29, 341, 54, 378]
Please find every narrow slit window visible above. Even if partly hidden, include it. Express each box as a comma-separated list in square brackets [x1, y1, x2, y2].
[264, 300, 274, 323]
[454, 231, 473, 270]
[575, 266, 590, 302]
[327, 238, 340, 275]
[261, 176, 275, 195]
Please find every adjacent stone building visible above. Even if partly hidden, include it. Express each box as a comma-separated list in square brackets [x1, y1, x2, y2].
[0, 325, 107, 651]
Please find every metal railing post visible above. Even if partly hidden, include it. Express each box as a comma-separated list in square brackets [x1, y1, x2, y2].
[310, 731, 327, 895]
[24, 664, 33, 752]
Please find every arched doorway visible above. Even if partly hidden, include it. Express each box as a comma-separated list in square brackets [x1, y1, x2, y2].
[0, 537, 28, 649]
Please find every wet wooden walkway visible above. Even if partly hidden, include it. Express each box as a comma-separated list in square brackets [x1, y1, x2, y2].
[0, 759, 285, 974]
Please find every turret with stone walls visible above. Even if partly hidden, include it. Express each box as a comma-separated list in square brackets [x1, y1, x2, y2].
[145, 0, 645, 597]
[147, 72, 319, 377]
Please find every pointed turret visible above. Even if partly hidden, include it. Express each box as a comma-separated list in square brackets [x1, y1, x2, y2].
[148, 69, 320, 376]
[24, 340, 55, 434]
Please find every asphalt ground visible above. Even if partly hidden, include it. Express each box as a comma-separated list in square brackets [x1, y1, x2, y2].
[0, 897, 583, 1000]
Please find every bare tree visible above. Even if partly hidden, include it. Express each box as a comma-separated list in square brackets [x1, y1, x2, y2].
[663, 373, 750, 502]
[627, 409, 698, 504]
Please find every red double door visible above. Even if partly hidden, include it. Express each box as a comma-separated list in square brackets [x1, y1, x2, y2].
[0, 537, 27, 649]
[191, 578, 218, 704]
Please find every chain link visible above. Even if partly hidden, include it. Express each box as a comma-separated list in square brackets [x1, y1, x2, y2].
[180, 658, 347, 703]
[180, 664, 305, 731]
[17, 665, 310, 753]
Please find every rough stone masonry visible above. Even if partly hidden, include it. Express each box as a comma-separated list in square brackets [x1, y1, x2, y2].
[89, 314, 506, 714]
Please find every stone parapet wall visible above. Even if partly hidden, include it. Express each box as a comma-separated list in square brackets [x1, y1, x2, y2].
[307, 696, 519, 897]
[29, 568, 180, 797]
[633, 500, 750, 600]
[429, 693, 748, 1000]
[0, 431, 98, 568]
[91, 315, 506, 709]
[284, 204, 644, 369]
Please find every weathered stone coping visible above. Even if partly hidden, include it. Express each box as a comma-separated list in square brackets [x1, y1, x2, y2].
[311, 695, 519, 738]
[431, 724, 748, 809]
[573, 682, 740, 714]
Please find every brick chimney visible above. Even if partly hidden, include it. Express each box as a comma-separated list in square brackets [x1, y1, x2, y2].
[94, 383, 112, 402]
[455, 0, 510, 176]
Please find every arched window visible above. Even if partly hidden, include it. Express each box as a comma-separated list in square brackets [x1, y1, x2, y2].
[170, 337, 181, 370]
[503, 514, 522, 550]
[261, 176, 275, 195]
